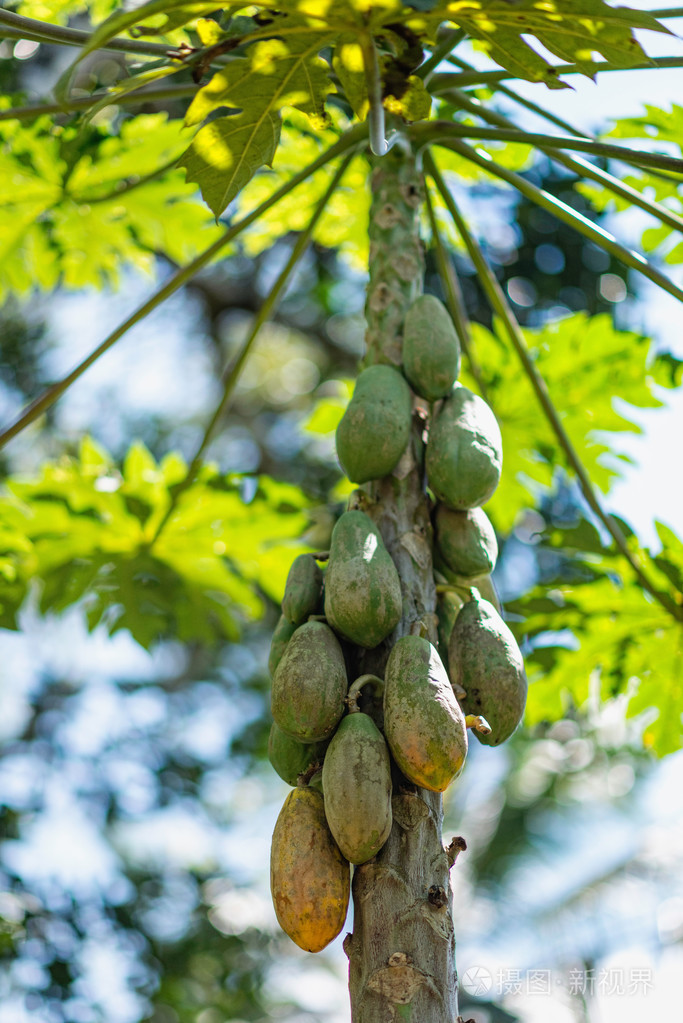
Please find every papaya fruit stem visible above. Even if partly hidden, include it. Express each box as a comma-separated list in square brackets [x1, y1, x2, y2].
[297, 761, 323, 787]
[347, 674, 385, 713]
[435, 583, 470, 600]
[465, 714, 492, 735]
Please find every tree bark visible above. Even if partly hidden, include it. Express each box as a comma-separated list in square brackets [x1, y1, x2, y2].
[344, 146, 460, 1023]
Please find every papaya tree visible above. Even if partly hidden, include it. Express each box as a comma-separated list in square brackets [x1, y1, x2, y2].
[1, 2, 683, 1021]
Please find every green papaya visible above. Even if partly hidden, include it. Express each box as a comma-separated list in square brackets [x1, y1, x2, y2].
[402, 294, 461, 401]
[470, 574, 501, 613]
[435, 504, 498, 578]
[271, 621, 347, 742]
[281, 553, 323, 624]
[268, 614, 298, 678]
[324, 510, 402, 649]
[426, 384, 502, 510]
[270, 785, 350, 952]
[335, 365, 412, 484]
[322, 710, 392, 864]
[448, 594, 527, 746]
[436, 589, 463, 675]
[384, 635, 468, 792]
[268, 723, 329, 787]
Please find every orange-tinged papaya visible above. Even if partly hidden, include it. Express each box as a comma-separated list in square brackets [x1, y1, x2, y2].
[335, 365, 412, 484]
[426, 384, 502, 510]
[270, 785, 350, 952]
[403, 294, 461, 401]
[449, 594, 527, 746]
[384, 635, 468, 791]
[324, 510, 402, 649]
[271, 621, 347, 741]
[434, 504, 498, 578]
[322, 710, 392, 864]
[281, 553, 323, 625]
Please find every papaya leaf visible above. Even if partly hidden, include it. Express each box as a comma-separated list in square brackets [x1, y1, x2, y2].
[54, 0, 244, 103]
[507, 510, 683, 756]
[461, 313, 676, 530]
[578, 104, 683, 262]
[235, 111, 371, 269]
[0, 440, 311, 648]
[185, 36, 334, 129]
[333, 36, 368, 118]
[15, 0, 119, 25]
[178, 108, 281, 218]
[180, 34, 335, 215]
[384, 74, 431, 121]
[0, 113, 220, 297]
[432, 0, 668, 89]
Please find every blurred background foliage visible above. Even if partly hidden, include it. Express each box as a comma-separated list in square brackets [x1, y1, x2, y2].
[1, 4, 683, 1023]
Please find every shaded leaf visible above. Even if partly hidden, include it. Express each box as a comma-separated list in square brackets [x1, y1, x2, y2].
[179, 109, 281, 218]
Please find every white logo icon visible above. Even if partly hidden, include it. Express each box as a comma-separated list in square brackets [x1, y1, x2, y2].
[461, 966, 493, 997]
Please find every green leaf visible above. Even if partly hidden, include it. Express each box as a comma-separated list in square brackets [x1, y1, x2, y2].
[185, 36, 333, 128]
[180, 34, 334, 216]
[333, 36, 368, 118]
[16, 0, 120, 25]
[235, 110, 371, 269]
[179, 109, 281, 218]
[0, 441, 311, 648]
[461, 312, 666, 530]
[578, 104, 683, 262]
[439, 0, 668, 88]
[0, 113, 221, 297]
[54, 0, 243, 103]
[384, 74, 431, 121]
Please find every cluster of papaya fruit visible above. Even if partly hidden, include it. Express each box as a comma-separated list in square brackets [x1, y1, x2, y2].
[268, 294, 527, 954]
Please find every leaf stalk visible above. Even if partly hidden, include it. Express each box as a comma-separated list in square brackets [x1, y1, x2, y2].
[426, 153, 683, 624]
[0, 125, 367, 450]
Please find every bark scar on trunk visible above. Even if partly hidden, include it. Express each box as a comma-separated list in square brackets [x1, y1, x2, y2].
[367, 951, 436, 1006]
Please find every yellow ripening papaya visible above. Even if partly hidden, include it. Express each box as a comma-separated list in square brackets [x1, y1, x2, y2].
[271, 621, 347, 741]
[448, 593, 527, 746]
[268, 722, 329, 787]
[324, 510, 402, 649]
[268, 614, 298, 678]
[335, 365, 412, 484]
[434, 504, 498, 578]
[281, 553, 323, 625]
[384, 635, 468, 791]
[322, 710, 392, 864]
[402, 294, 461, 401]
[270, 785, 350, 952]
[426, 384, 502, 510]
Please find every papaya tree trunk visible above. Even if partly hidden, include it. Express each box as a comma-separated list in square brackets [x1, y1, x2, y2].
[344, 146, 461, 1022]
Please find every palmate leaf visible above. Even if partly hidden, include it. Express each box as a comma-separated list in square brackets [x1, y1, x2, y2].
[15, 0, 119, 25]
[0, 438, 310, 648]
[0, 113, 221, 296]
[234, 110, 371, 268]
[180, 34, 334, 215]
[179, 109, 282, 219]
[437, 0, 669, 89]
[578, 104, 683, 263]
[461, 312, 676, 531]
[186, 36, 334, 128]
[511, 515, 683, 756]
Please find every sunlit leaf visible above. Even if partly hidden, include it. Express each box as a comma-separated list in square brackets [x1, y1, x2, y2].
[0, 440, 311, 647]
